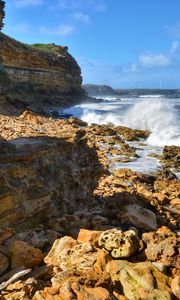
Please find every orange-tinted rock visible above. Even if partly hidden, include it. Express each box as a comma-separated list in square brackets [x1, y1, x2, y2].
[44, 236, 77, 267]
[9, 240, 43, 268]
[77, 229, 103, 244]
[171, 275, 180, 298]
[142, 227, 180, 268]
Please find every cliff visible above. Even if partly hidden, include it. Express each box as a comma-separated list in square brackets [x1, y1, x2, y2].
[83, 84, 118, 96]
[0, 33, 86, 112]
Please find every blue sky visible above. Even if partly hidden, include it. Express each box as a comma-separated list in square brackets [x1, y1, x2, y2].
[3, 0, 180, 88]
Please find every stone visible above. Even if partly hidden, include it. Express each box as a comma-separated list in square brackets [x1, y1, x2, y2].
[57, 242, 99, 272]
[8, 240, 43, 268]
[44, 236, 77, 267]
[106, 260, 173, 300]
[98, 229, 140, 258]
[171, 275, 180, 298]
[0, 252, 9, 275]
[33, 280, 111, 300]
[142, 227, 180, 268]
[77, 229, 103, 244]
[0, 32, 85, 111]
[117, 204, 158, 230]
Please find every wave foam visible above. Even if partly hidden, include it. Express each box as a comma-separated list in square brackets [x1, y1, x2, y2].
[122, 99, 180, 146]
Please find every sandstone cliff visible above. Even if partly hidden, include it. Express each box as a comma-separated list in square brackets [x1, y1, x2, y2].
[0, 33, 86, 111]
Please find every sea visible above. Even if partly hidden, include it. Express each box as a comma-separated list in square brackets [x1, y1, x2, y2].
[61, 91, 180, 176]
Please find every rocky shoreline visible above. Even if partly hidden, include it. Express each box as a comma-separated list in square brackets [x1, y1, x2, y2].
[0, 111, 179, 300]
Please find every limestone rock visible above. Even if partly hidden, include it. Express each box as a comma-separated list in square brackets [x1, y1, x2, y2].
[98, 229, 140, 258]
[33, 280, 111, 300]
[106, 260, 173, 300]
[44, 236, 77, 267]
[171, 275, 180, 298]
[142, 227, 180, 268]
[117, 204, 157, 230]
[0, 251, 9, 275]
[55, 242, 99, 272]
[77, 229, 103, 244]
[9, 240, 43, 268]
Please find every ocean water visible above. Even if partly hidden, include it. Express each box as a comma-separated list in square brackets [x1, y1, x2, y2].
[61, 94, 180, 174]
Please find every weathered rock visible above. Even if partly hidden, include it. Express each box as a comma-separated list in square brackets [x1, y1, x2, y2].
[57, 242, 99, 272]
[117, 204, 157, 230]
[106, 260, 173, 300]
[44, 236, 77, 267]
[33, 279, 111, 300]
[171, 275, 180, 298]
[98, 229, 140, 258]
[8, 240, 43, 268]
[77, 229, 103, 245]
[142, 227, 180, 268]
[161, 145, 180, 172]
[0, 33, 86, 112]
[0, 252, 9, 275]
[0, 122, 103, 230]
[114, 125, 150, 141]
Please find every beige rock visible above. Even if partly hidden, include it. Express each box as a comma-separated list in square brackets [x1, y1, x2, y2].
[106, 260, 173, 300]
[33, 280, 111, 300]
[9, 240, 43, 268]
[98, 229, 140, 258]
[171, 275, 180, 298]
[59, 242, 99, 272]
[117, 204, 157, 230]
[77, 229, 103, 244]
[44, 236, 77, 267]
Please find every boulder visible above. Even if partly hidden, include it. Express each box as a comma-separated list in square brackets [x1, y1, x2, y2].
[171, 275, 180, 298]
[9, 240, 43, 268]
[142, 227, 180, 268]
[98, 229, 140, 258]
[106, 260, 173, 300]
[117, 204, 157, 230]
[44, 236, 77, 267]
[77, 229, 103, 244]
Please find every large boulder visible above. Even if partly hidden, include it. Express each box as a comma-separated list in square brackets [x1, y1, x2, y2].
[106, 260, 173, 300]
[98, 229, 140, 258]
[142, 227, 180, 268]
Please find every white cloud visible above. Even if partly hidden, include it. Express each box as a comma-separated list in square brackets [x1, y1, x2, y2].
[72, 12, 91, 24]
[139, 53, 171, 67]
[40, 24, 75, 37]
[95, 3, 106, 12]
[56, 0, 106, 12]
[123, 63, 139, 73]
[170, 41, 179, 53]
[13, 0, 44, 7]
[168, 22, 180, 38]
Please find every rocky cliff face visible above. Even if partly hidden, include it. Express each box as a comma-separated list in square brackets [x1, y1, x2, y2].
[0, 33, 85, 111]
[83, 84, 117, 96]
[0, 112, 103, 230]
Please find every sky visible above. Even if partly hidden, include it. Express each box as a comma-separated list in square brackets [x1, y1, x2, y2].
[3, 0, 180, 88]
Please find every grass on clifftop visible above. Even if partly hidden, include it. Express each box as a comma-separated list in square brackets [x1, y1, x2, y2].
[30, 43, 67, 54]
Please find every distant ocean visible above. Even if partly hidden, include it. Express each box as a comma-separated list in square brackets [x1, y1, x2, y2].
[61, 92, 180, 175]
[62, 92, 180, 147]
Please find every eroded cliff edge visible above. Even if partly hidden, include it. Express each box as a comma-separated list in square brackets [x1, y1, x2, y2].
[0, 34, 86, 111]
[0, 1, 85, 113]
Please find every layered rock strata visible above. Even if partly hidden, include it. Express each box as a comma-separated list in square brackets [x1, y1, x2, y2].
[0, 33, 85, 110]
